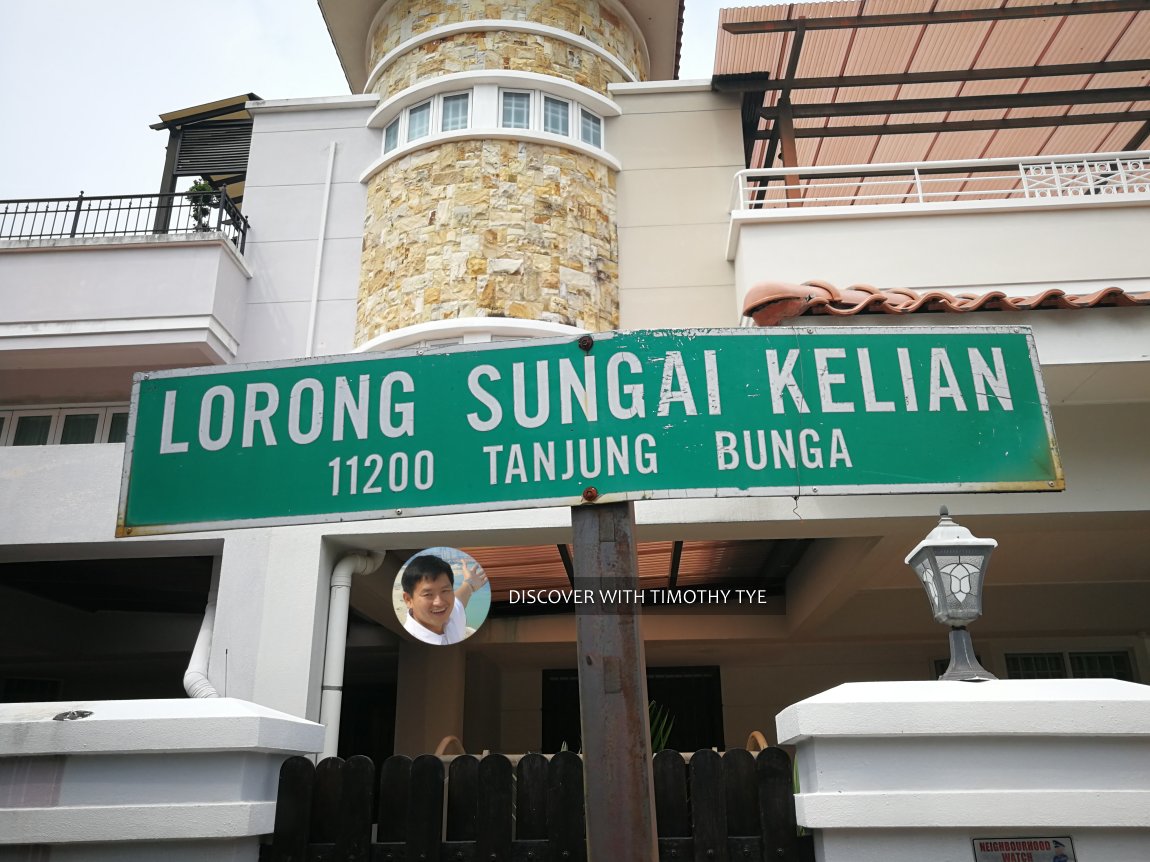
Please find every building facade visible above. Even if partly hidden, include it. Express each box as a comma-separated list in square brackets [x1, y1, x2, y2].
[1, 0, 1149, 854]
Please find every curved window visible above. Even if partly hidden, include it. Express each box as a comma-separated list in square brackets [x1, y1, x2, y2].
[371, 81, 610, 168]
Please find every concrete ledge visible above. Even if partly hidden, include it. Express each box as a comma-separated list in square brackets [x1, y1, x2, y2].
[0, 232, 252, 278]
[777, 678, 1150, 740]
[0, 801, 276, 843]
[797, 789, 1150, 828]
[0, 698, 325, 756]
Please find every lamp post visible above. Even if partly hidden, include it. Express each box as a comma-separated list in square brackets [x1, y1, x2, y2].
[905, 507, 998, 682]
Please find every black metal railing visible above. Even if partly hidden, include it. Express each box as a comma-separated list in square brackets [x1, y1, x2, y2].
[0, 190, 250, 253]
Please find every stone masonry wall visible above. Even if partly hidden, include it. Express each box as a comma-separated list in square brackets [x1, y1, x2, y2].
[369, 0, 649, 87]
[375, 31, 630, 99]
[357, 138, 617, 339]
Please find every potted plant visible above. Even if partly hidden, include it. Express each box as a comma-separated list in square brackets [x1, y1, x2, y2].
[184, 179, 220, 232]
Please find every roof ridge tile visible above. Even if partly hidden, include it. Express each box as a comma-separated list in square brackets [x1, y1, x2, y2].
[744, 281, 1150, 326]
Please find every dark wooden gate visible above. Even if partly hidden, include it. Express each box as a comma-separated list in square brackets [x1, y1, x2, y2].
[261, 748, 814, 862]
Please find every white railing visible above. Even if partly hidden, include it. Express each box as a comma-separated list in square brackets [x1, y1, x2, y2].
[732, 151, 1150, 212]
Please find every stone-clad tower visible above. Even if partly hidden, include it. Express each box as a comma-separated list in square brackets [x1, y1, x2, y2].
[353, 0, 653, 345]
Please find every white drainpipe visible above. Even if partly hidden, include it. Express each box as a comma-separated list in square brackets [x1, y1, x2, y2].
[304, 140, 337, 359]
[319, 552, 383, 758]
[184, 587, 220, 698]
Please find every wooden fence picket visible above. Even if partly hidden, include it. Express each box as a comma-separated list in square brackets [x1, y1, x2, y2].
[688, 749, 729, 862]
[757, 746, 801, 862]
[269, 755, 313, 862]
[310, 756, 344, 845]
[546, 751, 585, 862]
[333, 755, 374, 861]
[515, 751, 550, 861]
[475, 754, 514, 861]
[653, 748, 690, 840]
[376, 754, 412, 845]
[409, 754, 445, 861]
[446, 754, 479, 842]
[722, 748, 759, 839]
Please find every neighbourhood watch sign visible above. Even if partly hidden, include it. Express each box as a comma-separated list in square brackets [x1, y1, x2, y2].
[117, 326, 1063, 535]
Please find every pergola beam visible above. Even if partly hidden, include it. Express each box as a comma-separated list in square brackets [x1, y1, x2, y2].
[758, 86, 1150, 120]
[753, 109, 1150, 138]
[762, 21, 806, 172]
[723, 0, 1150, 35]
[714, 58, 1150, 93]
[557, 543, 575, 588]
[740, 91, 767, 168]
[667, 541, 683, 590]
[1123, 118, 1150, 150]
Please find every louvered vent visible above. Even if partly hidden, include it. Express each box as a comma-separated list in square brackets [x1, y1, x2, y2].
[176, 121, 252, 175]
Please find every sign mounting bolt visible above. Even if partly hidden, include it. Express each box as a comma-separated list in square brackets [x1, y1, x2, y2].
[582, 486, 599, 502]
[577, 335, 594, 351]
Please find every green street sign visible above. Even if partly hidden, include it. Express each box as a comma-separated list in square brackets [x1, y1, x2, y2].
[117, 326, 1063, 535]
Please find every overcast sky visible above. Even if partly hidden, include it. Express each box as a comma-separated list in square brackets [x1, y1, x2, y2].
[0, 0, 763, 199]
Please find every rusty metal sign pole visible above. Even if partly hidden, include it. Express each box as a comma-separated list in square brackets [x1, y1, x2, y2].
[572, 499, 658, 861]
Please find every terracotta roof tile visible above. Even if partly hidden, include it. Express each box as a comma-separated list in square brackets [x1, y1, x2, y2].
[742, 280, 1150, 326]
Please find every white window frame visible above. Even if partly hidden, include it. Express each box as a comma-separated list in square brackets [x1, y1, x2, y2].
[500, 89, 532, 130]
[383, 117, 401, 153]
[368, 78, 617, 174]
[440, 91, 471, 132]
[106, 408, 130, 444]
[579, 107, 603, 148]
[543, 95, 572, 137]
[56, 407, 108, 445]
[0, 404, 130, 446]
[384, 92, 480, 157]
[6, 410, 59, 446]
[407, 100, 432, 142]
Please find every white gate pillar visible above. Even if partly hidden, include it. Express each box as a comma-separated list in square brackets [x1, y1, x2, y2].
[776, 679, 1150, 862]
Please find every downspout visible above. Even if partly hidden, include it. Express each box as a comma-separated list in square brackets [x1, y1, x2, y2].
[319, 552, 383, 758]
[184, 585, 220, 698]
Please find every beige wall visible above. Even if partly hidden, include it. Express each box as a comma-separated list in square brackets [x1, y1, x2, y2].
[611, 84, 744, 329]
[463, 653, 504, 751]
[394, 641, 467, 754]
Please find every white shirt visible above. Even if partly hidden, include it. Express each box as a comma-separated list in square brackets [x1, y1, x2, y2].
[403, 597, 467, 645]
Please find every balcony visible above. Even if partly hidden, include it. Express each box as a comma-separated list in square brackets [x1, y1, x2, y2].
[0, 191, 252, 372]
[727, 151, 1150, 298]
